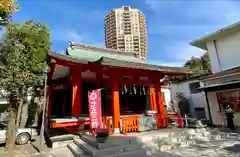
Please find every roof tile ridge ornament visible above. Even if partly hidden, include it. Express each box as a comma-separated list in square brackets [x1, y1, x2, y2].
[68, 40, 139, 56]
[68, 40, 76, 49]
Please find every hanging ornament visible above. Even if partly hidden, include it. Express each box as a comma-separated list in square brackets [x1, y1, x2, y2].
[139, 85, 142, 95]
[124, 84, 128, 93]
[133, 84, 137, 94]
[129, 84, 132, 95]
[142, 85, 146, 95]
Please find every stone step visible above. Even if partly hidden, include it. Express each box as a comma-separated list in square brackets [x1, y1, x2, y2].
[50, 147, 76, 157]
[74, 137, 142, 157]
[105, 149, 147, 157]
[52, 140, 73, 148]
[68, 143, 90, 157]
[80, 134, 139, 149]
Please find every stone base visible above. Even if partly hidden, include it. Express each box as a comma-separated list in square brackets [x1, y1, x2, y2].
[113, 128, 120, 134]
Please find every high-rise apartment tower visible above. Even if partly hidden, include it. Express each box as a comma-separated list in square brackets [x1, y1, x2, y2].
[104, 6, 148, 59]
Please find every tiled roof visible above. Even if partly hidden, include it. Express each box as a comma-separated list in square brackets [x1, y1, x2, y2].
[91, 57, 192, 74]
[200, 66, 240, 81]
[67, 42, 145, 63]
[48, 52, 192, 75]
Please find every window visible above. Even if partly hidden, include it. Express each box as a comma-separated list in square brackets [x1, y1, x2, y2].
[189, 82, 201, 94]
[217, 90, 240, 112]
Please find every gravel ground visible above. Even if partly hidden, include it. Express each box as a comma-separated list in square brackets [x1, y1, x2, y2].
[161, 140, 240, 157]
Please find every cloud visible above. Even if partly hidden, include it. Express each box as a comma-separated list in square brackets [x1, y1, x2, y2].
[144, 0, 240, 64]
[50, 28, 106, 51]
[167, 42, 205, 61]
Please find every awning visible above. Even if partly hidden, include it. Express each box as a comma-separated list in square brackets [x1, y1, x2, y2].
[199, 80, 240, 92]
[200, 66, 240, 81]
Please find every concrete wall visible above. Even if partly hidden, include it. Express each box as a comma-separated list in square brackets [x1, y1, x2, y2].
[207, 92, 222, 125]
[170, 81, 207, 108]
[161, 86, 171, 107]
[206, 31, 240, 73]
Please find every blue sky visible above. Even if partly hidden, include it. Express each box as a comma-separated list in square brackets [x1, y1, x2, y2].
[11, 0, 240, 66]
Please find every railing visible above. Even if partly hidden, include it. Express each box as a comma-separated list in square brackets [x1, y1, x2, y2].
[121, 116, 139, 134]
[102, 114, 171, 134]
[102, 115, 140, 134]
[102, 116, 113, 134]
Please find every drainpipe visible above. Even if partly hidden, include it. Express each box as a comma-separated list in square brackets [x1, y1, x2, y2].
[204, 91, 213, 125]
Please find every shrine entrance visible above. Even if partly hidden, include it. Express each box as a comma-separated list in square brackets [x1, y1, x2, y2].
[119, 84, 150, 115]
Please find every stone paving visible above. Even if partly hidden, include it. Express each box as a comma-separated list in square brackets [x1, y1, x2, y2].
[1, 128, 240, 157]
[162, 140, 240, 157]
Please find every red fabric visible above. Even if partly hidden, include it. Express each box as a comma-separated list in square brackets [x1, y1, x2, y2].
[177, 115, 184, 128]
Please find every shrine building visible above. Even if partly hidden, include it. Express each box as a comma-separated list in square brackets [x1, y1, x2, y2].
[47, 42, 192, 134]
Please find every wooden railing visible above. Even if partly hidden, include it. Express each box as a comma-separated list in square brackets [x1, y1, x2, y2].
[102, 114, 169, 134]
[121, 116, 139, 134]
[102, 116, 113, 134]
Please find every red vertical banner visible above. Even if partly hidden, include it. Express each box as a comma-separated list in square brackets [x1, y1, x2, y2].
[88, 89, 102, 129]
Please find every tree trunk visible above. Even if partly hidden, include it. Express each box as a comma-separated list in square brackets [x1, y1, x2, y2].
[16, 88, 24, 127]
[5, 109, 17, 152]
[40, 74, 48, 150]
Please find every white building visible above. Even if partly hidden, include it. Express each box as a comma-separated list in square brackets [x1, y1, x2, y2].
[190, 22, 240, 127]
[170, 79, 207, 119]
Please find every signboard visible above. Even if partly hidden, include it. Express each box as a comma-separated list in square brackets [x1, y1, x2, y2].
[88, 89, 102, 129]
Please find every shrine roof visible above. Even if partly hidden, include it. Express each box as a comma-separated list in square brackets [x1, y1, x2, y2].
[66, 41, 145, 63]
[48, 52, 192, 75]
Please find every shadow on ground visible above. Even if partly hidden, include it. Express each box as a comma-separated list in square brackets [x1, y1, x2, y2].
[224, 144, 240, 153]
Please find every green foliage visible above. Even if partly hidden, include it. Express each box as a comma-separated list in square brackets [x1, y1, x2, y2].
[170, 52, 211, 83]
[0, 0, 19, 25]
[0, 20, 51, 93]
[184, 52, 211, 73]
[0, 20, 51, 151]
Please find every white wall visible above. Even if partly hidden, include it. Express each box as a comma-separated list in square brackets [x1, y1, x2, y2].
[161, 87, 171, 107]
[170, 81, 207, 109]
[207, 92, 222, 125]
[206, 31, 240, 73]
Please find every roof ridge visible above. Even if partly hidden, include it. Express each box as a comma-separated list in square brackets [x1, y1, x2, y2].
[68, 41, 140, 57]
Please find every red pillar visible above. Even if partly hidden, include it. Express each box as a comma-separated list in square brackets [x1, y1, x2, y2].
[150, 86, 157, 111]
[47, 86, 52, 126]
[155, 85, 164, 115]
[47, 62, 55, 126]
[111, 81, 120, 133]
[71, 69, 82, 117]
